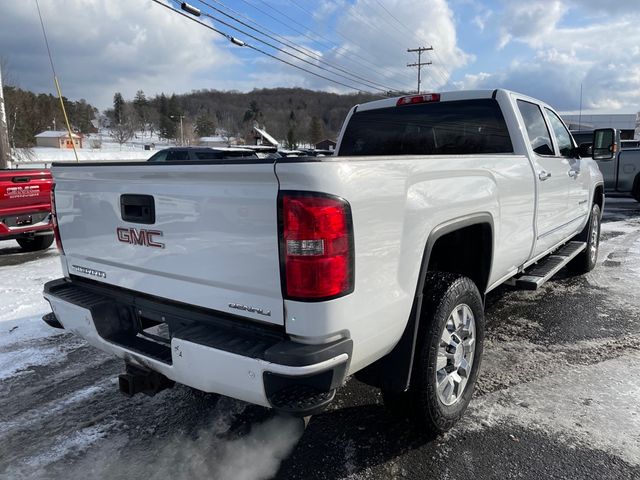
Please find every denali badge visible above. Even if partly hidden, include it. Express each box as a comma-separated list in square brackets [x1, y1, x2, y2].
[72, 265, 107, 279]
[116, 227, 165, 249]
[228, 303, 272, 317]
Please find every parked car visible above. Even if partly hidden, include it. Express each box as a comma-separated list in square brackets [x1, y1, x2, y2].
[0, 169, 54, 251]
[572, 129, 640, 201]
[44, 89, 605, 434]
[147, 147, 258, 161]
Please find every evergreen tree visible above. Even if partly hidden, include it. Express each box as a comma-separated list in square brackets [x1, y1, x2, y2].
[195, 114, 216, 137]
[133, 90, 148, 132]
[113, 92, 124, 125]
[309, 116, 324, 145]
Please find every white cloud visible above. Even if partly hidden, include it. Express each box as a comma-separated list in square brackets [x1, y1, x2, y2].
[498, 0, 567, 49]
[473, 10, 493, 32]
[305, 0, 472, 93]
[456, 0, 640, 112]
[0, 0, 238, 109]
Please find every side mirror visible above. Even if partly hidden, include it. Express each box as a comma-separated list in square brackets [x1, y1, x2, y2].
[577, 142, 592, 158]
[592, 128, 616, 160]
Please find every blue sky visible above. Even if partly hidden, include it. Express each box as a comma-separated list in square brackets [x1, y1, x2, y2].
[1, 0, 639, 114]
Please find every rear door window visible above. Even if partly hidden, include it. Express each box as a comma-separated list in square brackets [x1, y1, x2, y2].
[517, 100, 554, 156]
[194, 150, 223, 160]
[166, 150, 190, 161]
[339, 98, 513, 156]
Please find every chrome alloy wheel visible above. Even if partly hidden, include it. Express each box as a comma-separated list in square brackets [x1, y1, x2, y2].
[435, 304, 476, 406]
[590, 212, 600, 264]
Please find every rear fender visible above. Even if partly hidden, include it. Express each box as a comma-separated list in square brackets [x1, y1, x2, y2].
[355, 213, 493, 392]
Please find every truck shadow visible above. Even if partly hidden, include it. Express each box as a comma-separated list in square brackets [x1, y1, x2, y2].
[0, 245, 58, 266]
[276, 402, 434, 479]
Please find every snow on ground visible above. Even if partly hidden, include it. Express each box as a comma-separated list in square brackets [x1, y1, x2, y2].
[0, 244, 62, 348]
[11, 129, 177, 167]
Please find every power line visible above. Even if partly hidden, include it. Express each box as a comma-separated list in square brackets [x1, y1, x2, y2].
[370, 0, 450, 86]
[150, 0, 382, 94]
[407, 46, 433, 94]
[248, 0, 415, 85]
[193, 0, 398, 92]
[181, 1, 389, 93]
[337, 1, 432, 87]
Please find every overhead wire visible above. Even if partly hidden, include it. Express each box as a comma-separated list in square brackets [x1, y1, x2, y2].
[288, 0, 418, 85]
[194, 0, 399, 92]
[150, 0, 385, 95]
[372, 0, 451, 86]
[241, 0, 415, 85]
[180, 0, 389, 93]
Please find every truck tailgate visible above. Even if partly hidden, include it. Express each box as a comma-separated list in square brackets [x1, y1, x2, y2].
[0, 169, 52, 215]
[52, 162, 284, 325]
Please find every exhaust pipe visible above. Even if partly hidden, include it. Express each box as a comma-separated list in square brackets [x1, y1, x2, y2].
[118, 364, 174, 397]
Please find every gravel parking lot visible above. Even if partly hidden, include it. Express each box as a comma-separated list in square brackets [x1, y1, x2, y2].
[1, 198, 639, 480]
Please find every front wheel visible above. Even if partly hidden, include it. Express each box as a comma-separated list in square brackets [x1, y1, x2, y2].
[382, 272, 484, 434]
[16, 234, 54, 252]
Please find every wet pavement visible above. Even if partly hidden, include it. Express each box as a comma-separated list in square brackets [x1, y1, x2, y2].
[1, 198, 639, 479]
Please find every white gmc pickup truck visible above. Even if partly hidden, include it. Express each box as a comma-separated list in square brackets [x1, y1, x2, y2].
[43, 89, 608, 434]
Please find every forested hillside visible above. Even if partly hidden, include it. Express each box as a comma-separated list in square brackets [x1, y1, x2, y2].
[108, 88, 380, 147]
[3, 86, 98, 148]
[3, 85, 379, 148]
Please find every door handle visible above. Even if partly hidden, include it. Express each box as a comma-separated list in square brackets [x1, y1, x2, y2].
[538, 171, 552, 181]
[568, 170, 579, 178]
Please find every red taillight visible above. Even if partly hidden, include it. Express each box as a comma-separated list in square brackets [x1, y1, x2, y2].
[280, 192, 354, 300]
[50, 184, 64, 254]
[396, 93, 440, 106]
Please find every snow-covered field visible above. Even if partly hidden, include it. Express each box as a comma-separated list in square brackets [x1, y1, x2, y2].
[11, 130, 176, 167]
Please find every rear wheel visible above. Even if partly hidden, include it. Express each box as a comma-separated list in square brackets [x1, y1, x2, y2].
[16, 234, 54, 252]
[382, 272, 484, 434]
[633, 175, 640, 203]
[569, 203, 601, 274]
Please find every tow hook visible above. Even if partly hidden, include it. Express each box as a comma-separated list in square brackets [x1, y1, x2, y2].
[118, 364, 174, 397]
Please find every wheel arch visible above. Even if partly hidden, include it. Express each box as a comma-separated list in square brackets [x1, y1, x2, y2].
[354, 213, 494, 392]
[593, 182, 604, 213]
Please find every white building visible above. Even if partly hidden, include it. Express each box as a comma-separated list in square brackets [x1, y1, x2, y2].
[35, 130, 83, 149]
[561, 113, 638, 139]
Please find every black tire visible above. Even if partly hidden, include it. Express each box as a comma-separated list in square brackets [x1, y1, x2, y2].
[16, 234, 54, 252]
[568, 203, 601, 274]
[633, 175, 640, 203]
[382, 272, 484, 434]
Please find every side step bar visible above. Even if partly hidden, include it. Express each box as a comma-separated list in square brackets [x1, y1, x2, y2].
[516, 241, 586, 290]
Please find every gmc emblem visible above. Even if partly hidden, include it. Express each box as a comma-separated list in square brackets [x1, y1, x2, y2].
[116, 227, 165, 249]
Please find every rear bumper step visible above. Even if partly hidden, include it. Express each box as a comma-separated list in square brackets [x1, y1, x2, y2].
[43, 277, 351, 414]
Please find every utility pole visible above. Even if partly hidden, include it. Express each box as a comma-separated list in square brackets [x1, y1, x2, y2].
[407, 46, 433, 94]
[171, 115, 185, 145]
[0, 64, 11, 169]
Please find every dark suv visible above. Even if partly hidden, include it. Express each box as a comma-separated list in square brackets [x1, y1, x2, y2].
[148, 147, 258, 162]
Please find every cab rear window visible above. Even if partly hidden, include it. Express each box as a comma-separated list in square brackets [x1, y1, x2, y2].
[339, 98, 513, 156]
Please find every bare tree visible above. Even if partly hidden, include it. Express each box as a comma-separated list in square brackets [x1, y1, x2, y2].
[109, 121, 134, 148]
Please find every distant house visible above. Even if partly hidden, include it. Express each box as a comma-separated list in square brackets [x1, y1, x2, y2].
[251, 126, 278, 147]
[35, 130, 83, 149]
[315, 139, 336, 151]
[199, 135, 244, 146]
[199, 135, 229, 147]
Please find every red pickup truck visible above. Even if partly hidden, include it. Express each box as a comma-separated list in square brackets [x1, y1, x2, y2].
[0, 169, 54, 251]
